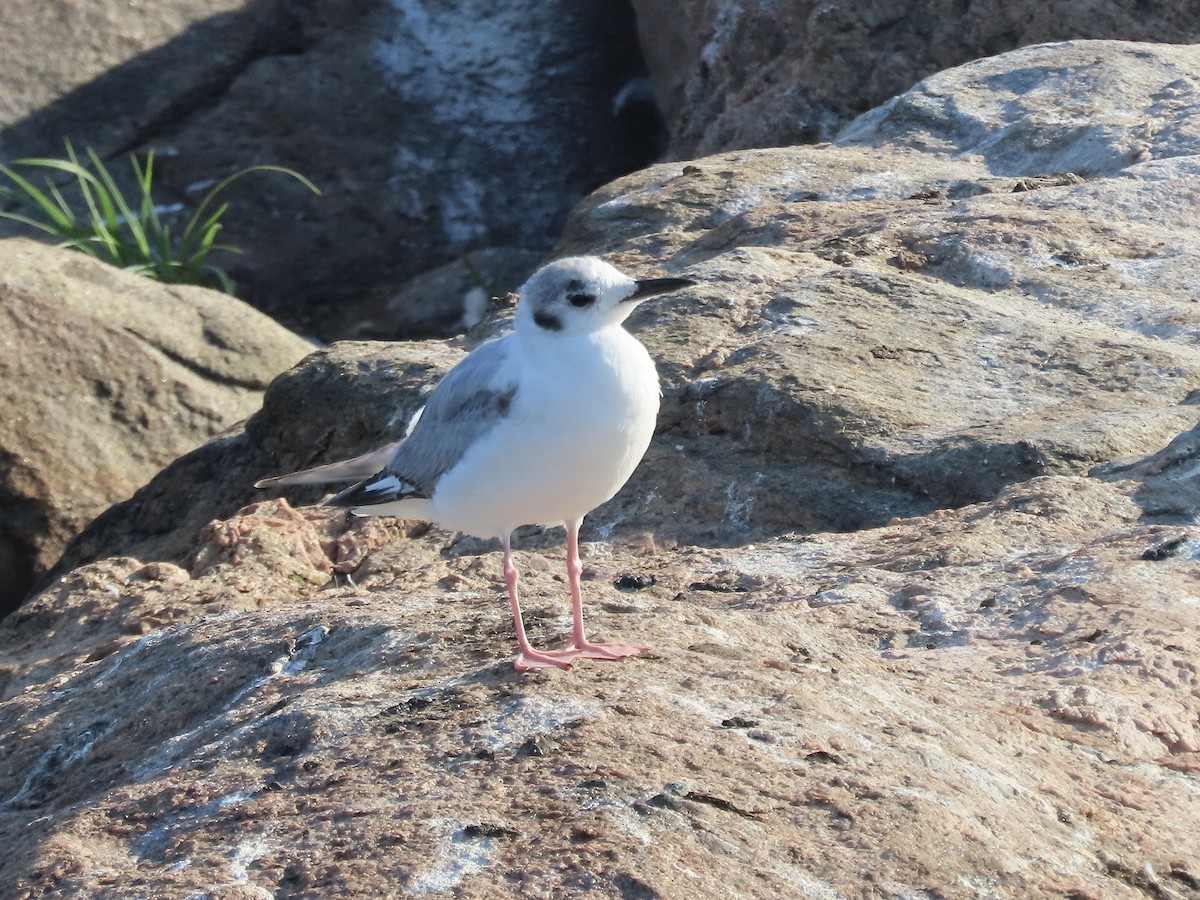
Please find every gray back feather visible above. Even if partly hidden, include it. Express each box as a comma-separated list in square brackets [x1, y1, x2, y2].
[382, 336, 516, 495]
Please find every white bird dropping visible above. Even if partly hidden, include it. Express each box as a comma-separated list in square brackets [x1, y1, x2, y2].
[257, 256, 694, 671]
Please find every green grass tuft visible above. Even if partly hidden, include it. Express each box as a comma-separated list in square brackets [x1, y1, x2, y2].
[0, 141, 320, 293]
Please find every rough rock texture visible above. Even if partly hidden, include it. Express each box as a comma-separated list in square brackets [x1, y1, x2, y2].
[2, 463, 1198, 896]
[837, 40, 1200, 178]
[4, 39, 1200, 896]
[0, 0, 657, 340]
[557, 40, 1200, 540]
[52, 40, 1200, 579]
[0, 0, 250, 137]
[630, 0, 1200, 157]
[42, 340, 464, 588]
[0, 238, 313, 616]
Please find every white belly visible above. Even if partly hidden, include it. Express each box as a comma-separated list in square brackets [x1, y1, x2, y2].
[431, 328, 659, 538]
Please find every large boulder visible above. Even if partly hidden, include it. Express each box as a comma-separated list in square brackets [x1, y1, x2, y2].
[0, 0, 253, 143]
[43, 41, 1200, 580]
[4, 39, 1200, 896]
[41, 339, 465, 585]
[0, 238, 313, 615]
[837, 40, 1200, 177]
[1, 459, 1197, 895]
[558, 40, 1200, 540]
[0, 0, 659, 340]
[631, 0, 1200, 156]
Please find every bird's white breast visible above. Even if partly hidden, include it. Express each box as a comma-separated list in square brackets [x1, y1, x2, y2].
[431, 326, 660, 538]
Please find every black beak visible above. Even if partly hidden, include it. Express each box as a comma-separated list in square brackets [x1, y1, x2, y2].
[626, 276, 696, 301]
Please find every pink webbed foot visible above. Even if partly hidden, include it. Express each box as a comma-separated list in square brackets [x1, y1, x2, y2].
[513, 648, 575, 672]
[546, 641, 648, 664]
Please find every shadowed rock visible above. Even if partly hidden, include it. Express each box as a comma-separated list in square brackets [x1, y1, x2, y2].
[0, 238, 312, 615]
[0, 0, 659, 341]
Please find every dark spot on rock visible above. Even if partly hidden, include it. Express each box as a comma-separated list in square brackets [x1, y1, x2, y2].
[688, 580, 740, 593]
[806, 750, 844, 764]
[644, 793, 675, 811]
[614, 872, 660, 899]
[463, 823, 519, 840]
[1141, 535, 1187, 560]
[517, 734, 560, 757]
[721, 716, 759, 729]
[1168, 865, 1200, 890]
[614, 572, 656, 591]
[683, 791, 764, 819]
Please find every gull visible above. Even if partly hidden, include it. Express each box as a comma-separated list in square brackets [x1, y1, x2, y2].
[256, 256, 694, 671]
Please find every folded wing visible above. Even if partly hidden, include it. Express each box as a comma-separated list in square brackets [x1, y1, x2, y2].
[258, 336, 518, 516]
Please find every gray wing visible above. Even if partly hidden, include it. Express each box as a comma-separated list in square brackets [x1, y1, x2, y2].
[327, 336, 517, 507]
[253, 440, 403, 488]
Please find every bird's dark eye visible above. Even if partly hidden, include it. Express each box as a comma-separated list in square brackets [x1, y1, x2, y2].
[567, 293, 595, 308]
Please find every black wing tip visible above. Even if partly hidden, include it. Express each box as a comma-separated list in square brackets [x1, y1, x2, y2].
[326, 473, 427, 508]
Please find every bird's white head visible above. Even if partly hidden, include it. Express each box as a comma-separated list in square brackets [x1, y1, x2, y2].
[515, 256, 693, 337]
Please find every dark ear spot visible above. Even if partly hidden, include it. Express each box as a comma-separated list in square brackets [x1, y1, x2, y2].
[533, 310, 563, 331]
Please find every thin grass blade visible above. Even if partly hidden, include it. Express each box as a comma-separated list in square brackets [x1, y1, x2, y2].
[181, 201, 228, 264]
[0, 164, 78, 231]
[86, 146, 150, 261]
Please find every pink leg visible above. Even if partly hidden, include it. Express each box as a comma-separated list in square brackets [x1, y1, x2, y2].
[545, 520, 646, 663]
[502, 533, 572, 672]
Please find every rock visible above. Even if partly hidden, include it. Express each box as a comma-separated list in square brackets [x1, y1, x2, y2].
[6, 38, 1200, 893]
[342, 247, 543, 340]
[0, 0, 659, 341]
[0, 0, 261, 148]
[0, 237, 313, 615]
[1101, 421, 1200, 524]
[2, 463, 1198, 894]
[45, 40, 1200, 580]
[631, 0, 1200, 157]
[41, 340, 467, 587]
[838, 40, 1200, 177]
[556, 42, 1200, 540]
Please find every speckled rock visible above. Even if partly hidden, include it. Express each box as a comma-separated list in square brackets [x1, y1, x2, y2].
[631, 0, 1200, 157]
[4, 39, 1200, 897]
[0, 238, 313, 616]
[43, 40, 1200, 584]
[556, 41, 1200, 542]
[2, 462, 1198, 896]
[837, 41, 1200, 177]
